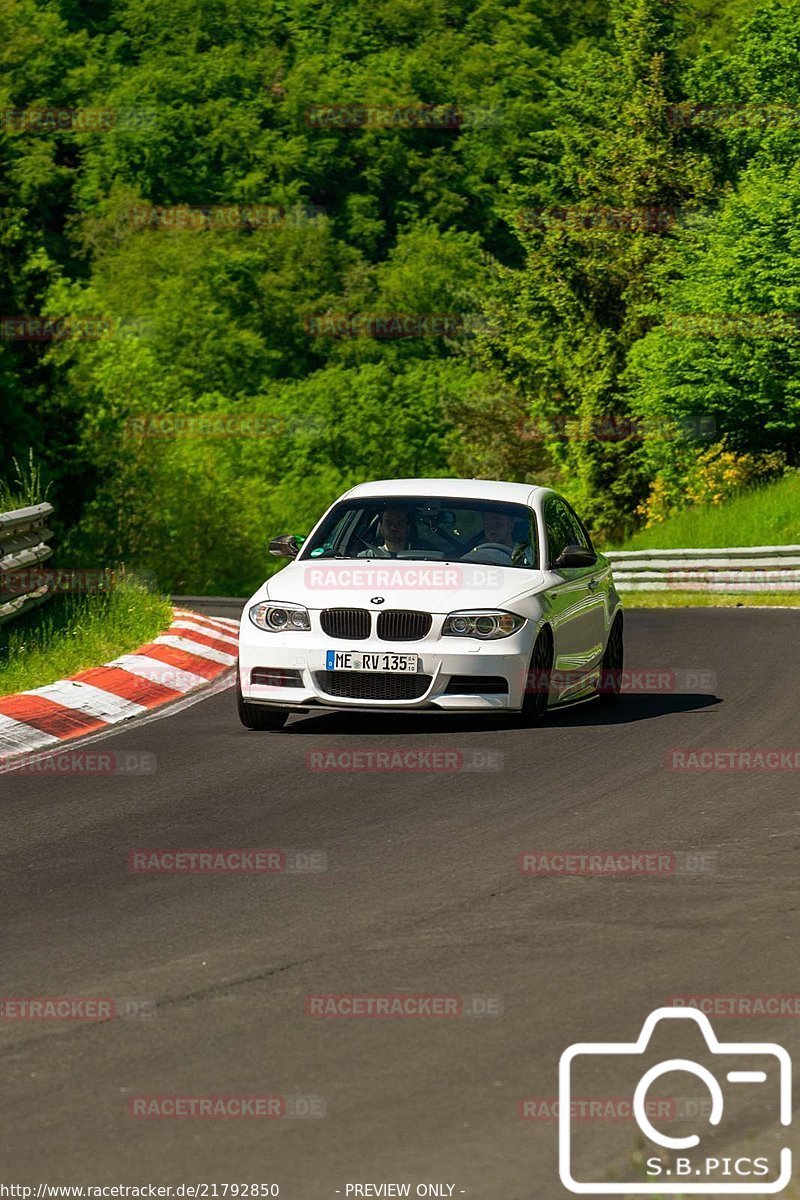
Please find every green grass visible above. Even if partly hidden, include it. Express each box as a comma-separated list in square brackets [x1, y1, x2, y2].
[0, 580, 173, 697]
[622, 590, 800, 608]
[616, 471, 800, 551]
[0, 449, 50, 510]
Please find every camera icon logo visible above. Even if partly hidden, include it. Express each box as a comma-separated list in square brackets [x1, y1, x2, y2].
[559, 1006, 792, 1193]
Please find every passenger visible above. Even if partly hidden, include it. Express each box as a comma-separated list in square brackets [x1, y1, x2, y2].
[358, 506, 411, 557]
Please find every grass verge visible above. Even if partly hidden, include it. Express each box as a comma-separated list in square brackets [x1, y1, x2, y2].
[617, 470, 800, 550]
[0, 580, 173, 697]
[622, 591, 800, 608]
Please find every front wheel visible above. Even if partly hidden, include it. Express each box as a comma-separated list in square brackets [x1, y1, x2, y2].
[598, 613, 624, 704]
[520, 627, 553, 725]
[236, 670, 289, 731]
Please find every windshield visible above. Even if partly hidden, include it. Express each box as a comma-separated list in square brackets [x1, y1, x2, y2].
[300, 496, 539, 568]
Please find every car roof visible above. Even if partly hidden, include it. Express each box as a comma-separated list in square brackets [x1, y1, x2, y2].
[342, 478, 550, 506]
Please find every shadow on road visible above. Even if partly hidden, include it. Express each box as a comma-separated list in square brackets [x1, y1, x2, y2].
[281, 692, 722, 736]
[548, 691, 722, 727]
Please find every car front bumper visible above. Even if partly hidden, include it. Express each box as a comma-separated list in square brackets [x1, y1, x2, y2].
[238, 623, 535, 712]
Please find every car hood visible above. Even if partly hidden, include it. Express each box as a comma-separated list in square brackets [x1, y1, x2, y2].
[255, 559, 548, 613]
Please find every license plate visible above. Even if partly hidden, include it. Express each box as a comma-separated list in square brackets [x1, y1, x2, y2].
[325, 651, 419, 673]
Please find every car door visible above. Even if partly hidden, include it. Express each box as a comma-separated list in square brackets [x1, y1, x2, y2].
[543, 496, 606, 698]
[560, 497, 608, 665]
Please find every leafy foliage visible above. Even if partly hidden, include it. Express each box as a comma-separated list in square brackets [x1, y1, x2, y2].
[0, 0, 796, 589]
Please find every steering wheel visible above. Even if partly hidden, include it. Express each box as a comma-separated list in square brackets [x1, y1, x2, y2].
[464, 541, 513, 559]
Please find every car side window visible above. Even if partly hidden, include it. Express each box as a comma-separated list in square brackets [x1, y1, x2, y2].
[544, 498, 575, 565]
[562, 501, 592, 552]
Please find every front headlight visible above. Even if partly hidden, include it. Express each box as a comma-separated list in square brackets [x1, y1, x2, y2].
[249, 602, 311, 632]
[442, 610, 525, 640]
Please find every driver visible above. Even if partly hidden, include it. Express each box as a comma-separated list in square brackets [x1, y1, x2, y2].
[462, 509, 531, 565]
[481, 510, 515, 549]
[358, 506, 412, 558]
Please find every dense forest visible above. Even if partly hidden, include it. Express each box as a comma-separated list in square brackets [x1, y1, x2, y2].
[1, 0, 799, 592]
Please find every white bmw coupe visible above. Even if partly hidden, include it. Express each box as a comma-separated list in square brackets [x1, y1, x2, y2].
[236, 478, 623, 729]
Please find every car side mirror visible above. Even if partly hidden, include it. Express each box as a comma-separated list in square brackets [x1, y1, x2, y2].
[553, 544, 597, 569]
[269, 534, 304, 558]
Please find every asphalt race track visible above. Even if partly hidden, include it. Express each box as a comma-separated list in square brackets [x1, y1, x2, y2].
[1, 607, 798, 1197]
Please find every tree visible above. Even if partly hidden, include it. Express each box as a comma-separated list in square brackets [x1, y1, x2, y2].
[625, 161, 800, 494]
[464, 0, 713, 539]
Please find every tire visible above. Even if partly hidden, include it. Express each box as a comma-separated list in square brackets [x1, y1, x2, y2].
[598, 613, 624, 704]
[520, 626, 553, 725]
[236, 670, 289, 731]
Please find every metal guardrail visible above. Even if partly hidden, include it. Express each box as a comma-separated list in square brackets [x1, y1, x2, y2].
[607, 545, 800, 592]
[0, 503, 55, 624]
